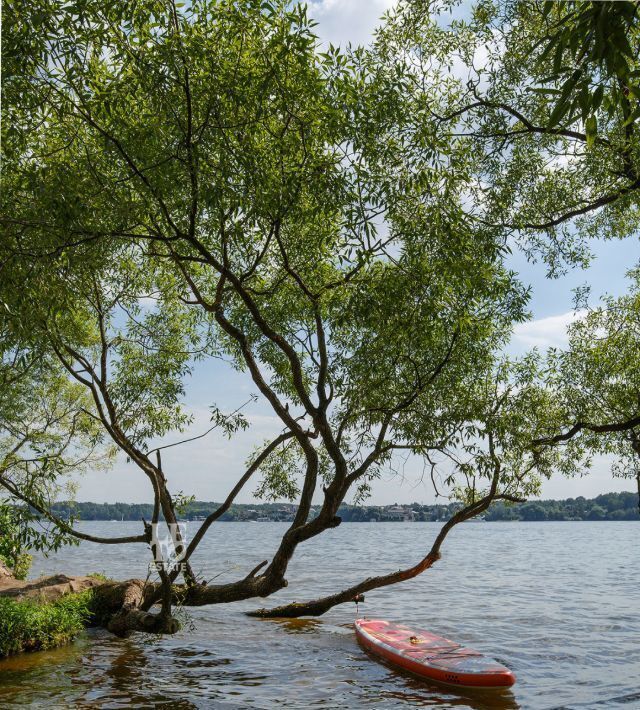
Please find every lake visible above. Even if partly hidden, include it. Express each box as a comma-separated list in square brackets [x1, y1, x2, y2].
[0, 521, 638, 709]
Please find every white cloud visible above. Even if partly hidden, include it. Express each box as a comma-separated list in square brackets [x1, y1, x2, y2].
[513, 310, 586, 349]
[308, 0, 396, 47]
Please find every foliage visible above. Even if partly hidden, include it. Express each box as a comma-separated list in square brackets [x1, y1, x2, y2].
[485, 492, 640, 522]
[387, 0, 640, 272]
[0, 503, 33, 579]
[0, 590, 94, 657]
[87, 572, 112, 582]
[542, 270, 640, 483]
[1, 0, 534, 526]
[253, 439, 301, 502]
[172, 492, 197, 517]
[536, 1, 640, 136]
[1, 0, 638, 622]
[39, 491, 640, 523]
[374, 0, 640, 507]
[0, 348, 106, 566]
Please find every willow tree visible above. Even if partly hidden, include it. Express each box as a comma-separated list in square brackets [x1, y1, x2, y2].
[372, 0, 640, 274]
[2, 0, 577, 633]
[431, 0, 640, 468]
[0, 349, 108, 579]
[536, 273, 640, 506]
[402, 0, 640, 272]
[374, 0, 640, 485]
[0, 282, 111, 579]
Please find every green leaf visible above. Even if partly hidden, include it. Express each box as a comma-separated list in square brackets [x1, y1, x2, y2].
[585, 115, 597, 147]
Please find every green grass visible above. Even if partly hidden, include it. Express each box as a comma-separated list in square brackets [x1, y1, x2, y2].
[0, 590, 95, 657]
[87, 571, 111, 582]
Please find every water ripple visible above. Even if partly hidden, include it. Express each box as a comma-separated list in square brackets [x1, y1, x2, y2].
[0, 521, 638, 709]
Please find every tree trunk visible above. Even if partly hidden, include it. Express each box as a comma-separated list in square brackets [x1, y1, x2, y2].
[247, 484, 512, 618]
[94, 579, 180, 636]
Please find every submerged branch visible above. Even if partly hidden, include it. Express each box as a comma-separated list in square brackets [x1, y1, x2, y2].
[248, 477, 513, 618]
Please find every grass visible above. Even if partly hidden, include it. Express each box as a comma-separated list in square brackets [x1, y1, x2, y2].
[87, 571, 111, 582]
[0, 590, 95, 658]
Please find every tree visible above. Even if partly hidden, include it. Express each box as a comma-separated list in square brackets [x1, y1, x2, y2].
[378, 0, 640, 498]
[459, 0, 640, 507]
[388, 0, 640, 273]
[535, 272, 640, 511]
[1, 0, 558, 632]
[532, 1, 640, 135]
[0, 319, 112, 578]
[519, 503, 547, 522]
[5, 0, 636, 637]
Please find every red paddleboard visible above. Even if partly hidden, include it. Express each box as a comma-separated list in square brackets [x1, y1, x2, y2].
[354, 619, 516, 688]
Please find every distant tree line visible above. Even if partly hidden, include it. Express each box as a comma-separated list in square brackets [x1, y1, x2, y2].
[46, 492, 639, 523]
[483, 492, 639, 522]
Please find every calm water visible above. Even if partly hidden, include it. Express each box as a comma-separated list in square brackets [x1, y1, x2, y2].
[0, 521, 637, 709]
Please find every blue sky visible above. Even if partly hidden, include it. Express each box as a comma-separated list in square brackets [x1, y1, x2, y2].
[73, 0, 640, 505]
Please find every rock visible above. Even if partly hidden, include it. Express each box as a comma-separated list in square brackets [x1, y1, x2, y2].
[0, 573, 104, 602]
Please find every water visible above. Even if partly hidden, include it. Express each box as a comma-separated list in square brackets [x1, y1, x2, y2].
[0, 521, 638, 709]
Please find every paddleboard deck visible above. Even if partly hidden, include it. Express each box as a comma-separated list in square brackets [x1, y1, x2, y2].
[354, 618, 516, 688]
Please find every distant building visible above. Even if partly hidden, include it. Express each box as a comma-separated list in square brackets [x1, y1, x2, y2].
[275, 507, 294, 522]
[384, 505, 415, 522]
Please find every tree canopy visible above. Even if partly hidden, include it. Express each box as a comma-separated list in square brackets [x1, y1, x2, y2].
[379, 0, 640, 272]
[1, 0, 638, 630]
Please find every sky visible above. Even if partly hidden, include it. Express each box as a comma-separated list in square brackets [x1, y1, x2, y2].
[72, 0, 640, 505]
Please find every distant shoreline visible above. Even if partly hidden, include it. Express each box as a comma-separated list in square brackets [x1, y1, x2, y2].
[45, 491, 639, 523]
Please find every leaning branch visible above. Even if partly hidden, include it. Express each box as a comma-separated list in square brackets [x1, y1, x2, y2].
[182, 431, 296, 562]
[248, 483, 520, 618]
[534, 414, 640, 446]
[0, 475, 148, 545]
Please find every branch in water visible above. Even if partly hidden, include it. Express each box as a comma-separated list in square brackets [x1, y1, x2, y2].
[247, 487, 515, 619]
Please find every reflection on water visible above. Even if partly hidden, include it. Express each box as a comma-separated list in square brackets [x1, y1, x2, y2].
[0, 521, 638, 709]
[263, 618, 324, 635]
[356, 647, 520, 710]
